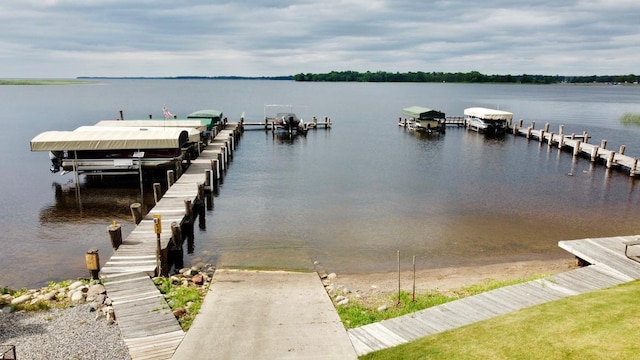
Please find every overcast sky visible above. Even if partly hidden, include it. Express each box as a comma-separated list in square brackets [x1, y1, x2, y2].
[1, 0, 639, 78]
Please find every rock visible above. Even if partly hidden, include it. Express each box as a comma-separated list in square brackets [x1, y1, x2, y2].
[173, 308, 186, 317]
[342, 287, 351, 294]
[335, 295, 345, 302]
[43, 291, 57, 301]
[2, 306, 14, 314]
[337, 298, 349, 306]
[86, 284, 106, 298]
[11, 294, 31, 305]
[68, 281, 85, 291]
[327, 273, 337, 280]
[71, 290, 85, 303]
[377, 305, 388, 312]
[191, 274, 204, 285]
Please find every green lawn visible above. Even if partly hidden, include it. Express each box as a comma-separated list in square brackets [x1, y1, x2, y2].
[361, 280, 640, 359]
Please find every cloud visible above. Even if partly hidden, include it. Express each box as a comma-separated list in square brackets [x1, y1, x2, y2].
[1, 0, 639, 77]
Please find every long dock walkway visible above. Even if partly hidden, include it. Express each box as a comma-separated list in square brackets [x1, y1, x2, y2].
[511, 124, 639, 176]
[99, 123, 241, 360]
[348, 235, 640, 356]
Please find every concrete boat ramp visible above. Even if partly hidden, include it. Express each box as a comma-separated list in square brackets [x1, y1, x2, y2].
[172, 270, 357, 359]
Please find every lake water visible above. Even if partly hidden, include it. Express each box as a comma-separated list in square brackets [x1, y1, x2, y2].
[2, 80, 640, 289]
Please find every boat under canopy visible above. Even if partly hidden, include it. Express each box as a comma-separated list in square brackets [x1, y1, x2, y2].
[463, 107, 513, 121]
[187, 109, 223, 131]
[402, 106, 445, 120]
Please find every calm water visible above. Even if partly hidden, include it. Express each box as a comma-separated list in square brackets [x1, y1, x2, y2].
[2, 80, 640, 289]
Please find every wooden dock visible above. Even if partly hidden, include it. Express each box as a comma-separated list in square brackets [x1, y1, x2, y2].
[240, 116, 332, 130]
[348, 235, 640, 356]
[99, 123, 241, 360]
[511, 122, 639, 176]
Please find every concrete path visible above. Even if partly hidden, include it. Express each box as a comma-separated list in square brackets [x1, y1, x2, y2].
[172, 269, 357, 359]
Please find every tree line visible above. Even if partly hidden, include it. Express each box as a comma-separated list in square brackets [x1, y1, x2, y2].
[293, 71, 639, 84]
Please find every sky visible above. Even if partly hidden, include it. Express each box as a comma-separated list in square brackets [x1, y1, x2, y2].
[1, 0, 639, 78]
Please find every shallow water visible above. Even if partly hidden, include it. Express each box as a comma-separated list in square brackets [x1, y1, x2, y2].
[2, 80, 640, 288]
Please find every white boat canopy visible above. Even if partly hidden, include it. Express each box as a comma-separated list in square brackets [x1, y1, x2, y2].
[463, 107, 513, 121]
[94, 120, 207, 133]
[30, 126, 194, 152]
[402, 106, 445, 120]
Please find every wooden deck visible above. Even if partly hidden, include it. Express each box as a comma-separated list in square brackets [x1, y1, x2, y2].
[348, 235, 640, 356]
[512, 125, 639, 176]
[99, 123, 241, 360]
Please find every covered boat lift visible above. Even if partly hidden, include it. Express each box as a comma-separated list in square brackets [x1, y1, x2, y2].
[30, 126, 198, 186]
[401, 106, 446, 133]
[464, 107, 513, 135]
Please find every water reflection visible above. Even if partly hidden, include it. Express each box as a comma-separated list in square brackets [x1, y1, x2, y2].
[39, 178, 155, 224]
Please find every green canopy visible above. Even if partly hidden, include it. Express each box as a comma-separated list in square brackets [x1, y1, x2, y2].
[187, 109, 223, 131]
[402, 106, 445, 120]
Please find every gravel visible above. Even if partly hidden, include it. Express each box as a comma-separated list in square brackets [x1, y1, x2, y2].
[0, 305, 130, 360]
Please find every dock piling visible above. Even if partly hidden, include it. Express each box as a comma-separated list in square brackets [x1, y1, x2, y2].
[108, 221, 122, 250]
[130, 203, 143, 224]
[153, 183, 162, 204]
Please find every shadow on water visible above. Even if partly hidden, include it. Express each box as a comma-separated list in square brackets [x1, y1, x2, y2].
[39, 176, 157, 224]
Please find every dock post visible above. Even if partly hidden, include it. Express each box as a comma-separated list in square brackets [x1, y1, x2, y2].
[169, 222, 184, 271]
[632, 159, 638, 176]
[559, 125, 564, 136]
[600, 139, 607, 149]
[85, 249, 100, 280]
[197, 183, 206, 229]
[591, 147, 599, 162]
[519, 119, 523, 128]
[539, 130, 545, 143]
[264, 117, 268, 131]
[184, 199, 194, 241]
[119, 110, 124, 120]
[607, 151, 615, 168]
[531, 121, 535, 130]
[327, 117, 332, 128]
[548, 132, 554, 148]
[558, 134, 564, 149]
[221, 146, 228, 168]
[583, 131, 589, 143]
[211, 159, 219, 192]
[544, 122, 550, 132]
[167, 170, 175, 187]
[153, 183, 162, 204]
[108, 221, 122, 250]
[573, 140, 581, 156]
[526, 127, 532, 139]
[130, 203, 143, 224]
[620, 145, 626, 155]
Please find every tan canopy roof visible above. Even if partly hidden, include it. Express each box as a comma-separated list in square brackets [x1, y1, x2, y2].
[464, 107, 513, 121]
[94, 120, 207, 133]
[30, 126, 195, 152]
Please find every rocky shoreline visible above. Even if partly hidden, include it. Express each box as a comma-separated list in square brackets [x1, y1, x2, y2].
[0, 264, 214, 360]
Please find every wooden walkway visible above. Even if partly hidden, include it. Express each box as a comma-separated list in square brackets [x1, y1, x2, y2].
[99, 123, 241, 360]
[348, 235, 640, 356]
[512, 124, 639, 176]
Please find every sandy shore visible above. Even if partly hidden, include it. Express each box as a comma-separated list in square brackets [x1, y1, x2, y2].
[326, 257, 576, 302]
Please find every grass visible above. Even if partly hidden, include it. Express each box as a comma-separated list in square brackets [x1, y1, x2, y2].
[337, 276, 546, 329]
[153, 277, 206, 331]
[1, 279, 81, 312]
[621, 112, 640, 125]
[360, 280, 640, 359]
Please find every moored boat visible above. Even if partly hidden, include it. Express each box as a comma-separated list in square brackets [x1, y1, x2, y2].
[401, 106, 446, 134]
[31, 126, 199, 175]
[464, 107, 513, 136]
[264, 105, 307, 135]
